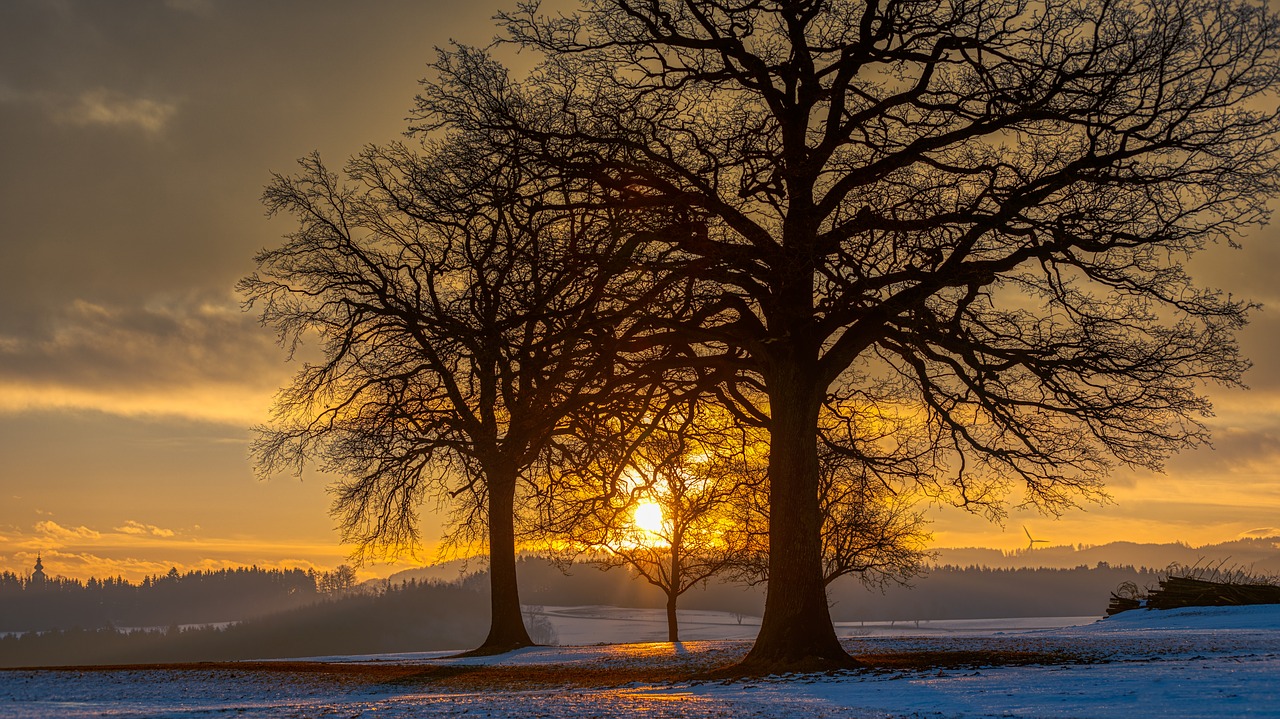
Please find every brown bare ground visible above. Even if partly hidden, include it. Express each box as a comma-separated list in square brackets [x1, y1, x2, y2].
[3, 648, 1102, 690]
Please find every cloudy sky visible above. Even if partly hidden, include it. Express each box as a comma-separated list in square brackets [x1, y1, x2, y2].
[2, 0, 1279, 583]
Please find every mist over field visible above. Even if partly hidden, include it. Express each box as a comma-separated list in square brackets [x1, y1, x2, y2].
[4, 536, 1276, 668]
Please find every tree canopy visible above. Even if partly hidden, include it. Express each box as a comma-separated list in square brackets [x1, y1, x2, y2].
[412, 0, 1280, 669]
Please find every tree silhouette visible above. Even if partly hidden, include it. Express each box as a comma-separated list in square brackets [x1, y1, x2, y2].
[733, 443, 933, 590]
[242, 134, 657, 653]
[317, 565, 359, 594]
[546, 402, 759, 641]
[417, 0, 1280, 669]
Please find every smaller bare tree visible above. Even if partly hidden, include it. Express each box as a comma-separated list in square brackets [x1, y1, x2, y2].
[815, 448, 933, 590]
[732, 440, 933, 593]
[545, 403, 759, 642]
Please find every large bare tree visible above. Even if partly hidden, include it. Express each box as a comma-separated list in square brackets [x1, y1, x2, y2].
[242, 135, 656, 653]
[415, 0, 1280, 669]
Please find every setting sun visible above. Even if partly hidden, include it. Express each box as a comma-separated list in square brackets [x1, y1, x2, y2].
[633, 501, 665, 534]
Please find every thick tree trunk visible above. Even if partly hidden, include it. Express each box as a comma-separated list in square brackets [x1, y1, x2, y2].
[472, 469, 534, 654]
[741, 360, 853, 671]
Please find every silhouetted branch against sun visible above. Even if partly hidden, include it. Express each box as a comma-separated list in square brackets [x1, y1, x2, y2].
[411, 0, 1280, 670]
[539, 399, 763, 642]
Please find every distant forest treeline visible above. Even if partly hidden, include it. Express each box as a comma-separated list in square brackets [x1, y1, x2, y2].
[0, 579, 488, 668]
[0, 558, 1160, 667]
[491, 557, 1160, 621]
[826, 563, 1162, 620]
[1, 559, 1161, 634]
[0, 565, 356, 633]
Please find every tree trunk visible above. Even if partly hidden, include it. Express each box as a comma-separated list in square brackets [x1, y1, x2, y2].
[667, 539, 681, 642]
[741, 359, 853, 671]
[666, 592, 680, 643]
[472, 467, 534, 654]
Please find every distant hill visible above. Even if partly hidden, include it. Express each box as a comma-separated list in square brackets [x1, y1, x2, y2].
[427, 556, 1155, 622]
[934, 536, 1280, 574]
[367, 537, 1279, 625]
[826, 564, 1161, 621]
[0, 580, 488, 668]
[380, 557, 487, 587]
[395, 536, 1280, 583]
[10, 538, 1274, 666]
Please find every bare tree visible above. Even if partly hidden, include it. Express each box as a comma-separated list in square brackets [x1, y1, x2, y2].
[241, 133, 654, 654]
[415, 0, 1280, 669]
[731, 440, 933, 588]
[817, 448, 932, 588]
[546, 403, 759, 642]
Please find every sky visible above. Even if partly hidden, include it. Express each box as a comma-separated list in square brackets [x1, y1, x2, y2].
[1, 0, 1279, 584]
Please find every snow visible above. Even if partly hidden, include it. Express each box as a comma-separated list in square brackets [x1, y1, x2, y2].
[535, 604, 763, 644]
[2, 604, 1278, 718]
[525, 605, 1101, 644]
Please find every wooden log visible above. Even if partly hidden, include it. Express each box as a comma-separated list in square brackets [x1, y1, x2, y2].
[1108, 576, 1280, 614]
[1144, 576, 1280, 610]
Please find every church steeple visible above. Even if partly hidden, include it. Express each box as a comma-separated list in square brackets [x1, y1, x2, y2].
[30, 554, 47, 587]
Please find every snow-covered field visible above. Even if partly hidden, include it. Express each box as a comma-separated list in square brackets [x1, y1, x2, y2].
[524, 604, 1101, 645]
[2, 604, 1278, 718]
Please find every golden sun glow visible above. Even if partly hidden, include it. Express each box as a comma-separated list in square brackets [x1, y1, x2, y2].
[633, 501, 665, 534]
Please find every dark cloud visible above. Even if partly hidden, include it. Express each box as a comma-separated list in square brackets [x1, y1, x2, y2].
[1166, 414, 1280, 475]
[0, 0, 497, 334]
[0, 294, 284, 394]
[0, 0, 500, 411]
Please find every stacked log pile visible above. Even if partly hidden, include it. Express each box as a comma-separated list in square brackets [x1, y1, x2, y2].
[1108, 575, 1280, 615]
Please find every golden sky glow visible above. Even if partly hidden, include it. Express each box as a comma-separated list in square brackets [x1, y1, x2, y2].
[2, 0, 1279, 584]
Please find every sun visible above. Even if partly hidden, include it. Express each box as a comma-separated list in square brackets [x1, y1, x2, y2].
[633, 501, 665, 534]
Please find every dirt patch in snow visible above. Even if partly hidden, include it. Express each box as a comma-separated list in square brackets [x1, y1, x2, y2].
[4, 647, 1105, 693]
[853, 649, 1101, 671]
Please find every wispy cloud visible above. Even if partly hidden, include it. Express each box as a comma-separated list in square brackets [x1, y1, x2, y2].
[55, 88, 178, 134]
[0, 511, 435, 583]
[115, 520, 177, 538]
[0, 82, 179, 135]
[35, 520, 102, 541]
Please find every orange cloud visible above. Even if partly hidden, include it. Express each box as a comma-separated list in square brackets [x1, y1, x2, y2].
[114, 520, 177, 538]
[0, 515, 436, 583]
[35, 520, 102, 541]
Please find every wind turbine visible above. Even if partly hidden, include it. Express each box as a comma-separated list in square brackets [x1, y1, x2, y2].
[1023, 526, 1049, 551]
